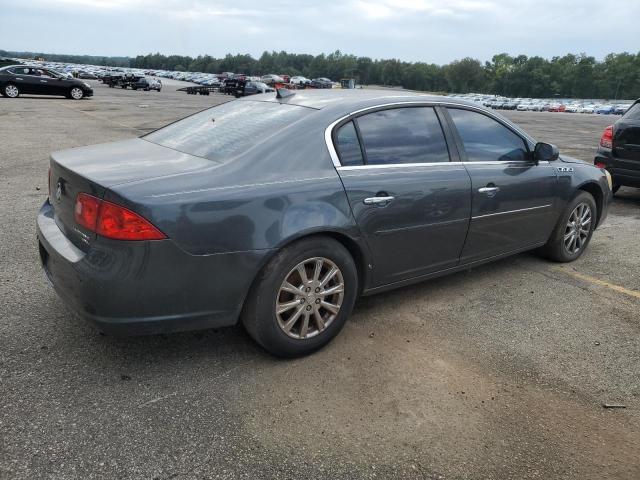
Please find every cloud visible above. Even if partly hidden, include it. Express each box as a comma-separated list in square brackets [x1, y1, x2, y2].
[2, 0, 639, 63]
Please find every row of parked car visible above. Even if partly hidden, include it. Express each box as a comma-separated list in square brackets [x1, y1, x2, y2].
[149, 69, 337, 89]
[448, 93, 632, 115]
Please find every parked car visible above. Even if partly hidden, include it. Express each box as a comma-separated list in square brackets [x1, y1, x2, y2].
[37, 90, 611, 357]
[311, 77, 333, 89]
[76, 71, 98, 80]
[0, 65, 93, 99]
[238, 81, 274, 96]
[291, 76, 311, 86]
[613, 104, 630, 115]
[594, 99, 640, 194]
[261, 74, 284, 85]
[596, 105, 615, 115]
[132, 77, 161, 91]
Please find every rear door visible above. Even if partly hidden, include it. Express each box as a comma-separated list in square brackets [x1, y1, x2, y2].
[444, 107, 559, 263]
[8, 67, 39, 94]
[333, 105, 471, 287]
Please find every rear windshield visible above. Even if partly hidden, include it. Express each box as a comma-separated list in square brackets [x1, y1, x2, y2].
[144, 100, 311, 162]
[623, 102, 640, 121]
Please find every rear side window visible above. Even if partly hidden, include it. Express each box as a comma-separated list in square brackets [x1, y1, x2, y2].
[448, 108, 529, 162]
[355, 107, 450, 165]
[144, 101, 310, 162]
[335, 121, 364, 166]
[623, 102, 640, 121]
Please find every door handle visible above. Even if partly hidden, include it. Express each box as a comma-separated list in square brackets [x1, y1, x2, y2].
[478, 186, 500, 195]
[40, 80, 47, 83]
[363, 196, 394, 205]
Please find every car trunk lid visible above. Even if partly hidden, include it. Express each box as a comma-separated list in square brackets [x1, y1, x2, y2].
[48, 138, 213, 250]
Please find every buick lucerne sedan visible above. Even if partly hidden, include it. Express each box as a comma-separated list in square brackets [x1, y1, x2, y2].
[37, 90, 612, 357]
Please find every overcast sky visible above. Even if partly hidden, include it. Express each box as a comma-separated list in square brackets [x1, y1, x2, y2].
[2, 0, 639, 64]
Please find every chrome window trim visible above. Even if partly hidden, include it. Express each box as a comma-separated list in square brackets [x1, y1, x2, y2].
[324, 100, 538, 169]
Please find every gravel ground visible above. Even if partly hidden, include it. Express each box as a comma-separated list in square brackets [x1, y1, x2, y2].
[1, 80, 639, 480]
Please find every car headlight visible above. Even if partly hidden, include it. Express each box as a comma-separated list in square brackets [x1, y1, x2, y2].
[83, 82, 91, 88]
[603, 169, 613, 190]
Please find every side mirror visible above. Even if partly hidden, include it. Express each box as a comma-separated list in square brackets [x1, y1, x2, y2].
[534, 142, 559, 163]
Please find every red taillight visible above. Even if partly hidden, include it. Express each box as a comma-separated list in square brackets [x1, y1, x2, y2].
[595, 161, 606, 169]
[74, 193, 166, 241]
[600, 125, 613, 149]
[75, 193, 101, 231]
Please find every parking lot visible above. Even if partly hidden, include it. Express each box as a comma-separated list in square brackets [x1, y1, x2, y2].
[1, 79, 639, 480]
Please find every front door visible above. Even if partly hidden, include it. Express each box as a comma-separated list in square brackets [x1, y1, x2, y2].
[333, 105, 472, 287]
[445, 107, 559, 263]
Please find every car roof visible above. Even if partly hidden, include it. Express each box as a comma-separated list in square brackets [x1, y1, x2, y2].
[242, 88, 477, 111]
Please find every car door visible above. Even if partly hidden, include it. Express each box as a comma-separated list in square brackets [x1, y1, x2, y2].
[613, 102, 640, 168]
[332, 105, 472, 287]
[444, 107, 559, 263]
[9, 67, 40, 94]
[36, 69, 65, 95]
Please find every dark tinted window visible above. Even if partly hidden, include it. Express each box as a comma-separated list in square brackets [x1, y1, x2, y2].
[335, 121, 364, 166]
[10, 67, 31, 75]
[145, 101, 310, 162]
[623, 102, 640, 121]
[355, 107, 450, 165]
[448, 108, 528, 162]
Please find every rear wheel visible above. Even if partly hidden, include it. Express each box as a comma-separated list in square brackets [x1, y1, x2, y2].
[242, 237, 358, 357]
[3, 84, 20, 98]
[540, 191, 597, 262]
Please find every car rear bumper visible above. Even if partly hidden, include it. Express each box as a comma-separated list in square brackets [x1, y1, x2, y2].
[595, 151, 640, 188]
[37, 200, 269, 335]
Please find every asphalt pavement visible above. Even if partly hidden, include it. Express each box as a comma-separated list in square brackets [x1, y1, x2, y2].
[1, 79, 639, 480]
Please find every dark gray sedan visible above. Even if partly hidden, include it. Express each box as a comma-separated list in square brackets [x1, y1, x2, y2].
[37, 90, 612, 356]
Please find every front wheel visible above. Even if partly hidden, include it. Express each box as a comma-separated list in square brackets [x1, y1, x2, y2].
[242, 237, 358, 357]
[3, 84, 20, 98]
[540, 191, 597, 262]
[69, 87, 84, 100]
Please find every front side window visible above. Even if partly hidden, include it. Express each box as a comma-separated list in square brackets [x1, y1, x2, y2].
[335, 121, 364, 166]
[448, 108, 529, 162]
[355, 107, 450, 165]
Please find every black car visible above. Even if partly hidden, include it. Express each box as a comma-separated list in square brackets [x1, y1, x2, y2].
[37, 90, 611, 357]
[237, 81, 275, 97]
[0, 65, 93, 99]
[594, 99, 640, 193]
[311, 77, 333, 89]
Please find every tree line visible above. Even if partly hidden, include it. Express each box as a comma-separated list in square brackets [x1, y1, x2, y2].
[2, 49, 639, 99]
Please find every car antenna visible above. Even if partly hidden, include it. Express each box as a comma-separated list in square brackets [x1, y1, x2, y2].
[276, 88, 295, 100]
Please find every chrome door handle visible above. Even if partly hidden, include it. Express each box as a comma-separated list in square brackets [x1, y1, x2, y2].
[363, 196, 394, 205]
[40, 80, 47, 83]
[478, 186, 500, 194]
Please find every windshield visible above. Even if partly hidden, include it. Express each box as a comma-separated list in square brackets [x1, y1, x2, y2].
[144, 100, 311, 162]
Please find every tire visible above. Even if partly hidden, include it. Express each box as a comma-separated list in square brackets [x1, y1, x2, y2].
[69, 87, 84, 100]
[611, 185, 621, 195]
[3, 84, 20, 98]
[540, 191, 597, 262]
[242, 236, 358, 357]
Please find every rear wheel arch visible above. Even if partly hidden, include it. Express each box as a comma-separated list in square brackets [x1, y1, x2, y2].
[242, 231, 369, 314]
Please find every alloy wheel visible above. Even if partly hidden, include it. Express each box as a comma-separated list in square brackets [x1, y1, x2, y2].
[70, 88, 84, 100]
[564, 202, 592, 255]
[5, 85, 19, 98]
[276, 257, 345, 340]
